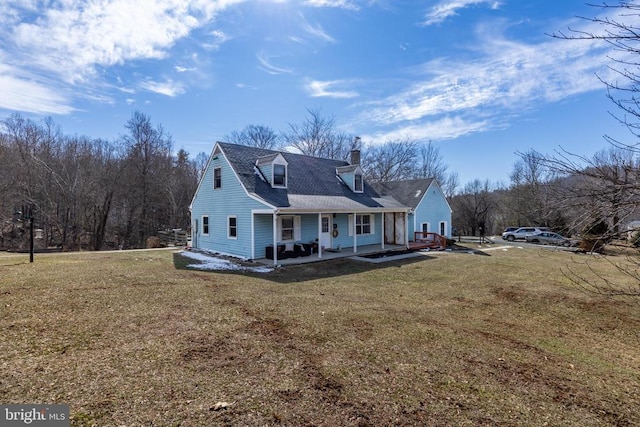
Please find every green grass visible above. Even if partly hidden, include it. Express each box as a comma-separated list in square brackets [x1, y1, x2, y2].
[0, 247, 638, 426]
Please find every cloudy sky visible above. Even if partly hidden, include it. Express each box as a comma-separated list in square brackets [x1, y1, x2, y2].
[0, 0, 635, 184]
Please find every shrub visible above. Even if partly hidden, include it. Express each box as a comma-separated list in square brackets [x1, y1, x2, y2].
[580, 219, 609, 253]
[146, 236, 162, 248]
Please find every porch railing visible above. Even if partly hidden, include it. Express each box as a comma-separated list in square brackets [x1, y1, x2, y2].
[413, 232, 447, 249]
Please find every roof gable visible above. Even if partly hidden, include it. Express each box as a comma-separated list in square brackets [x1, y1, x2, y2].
[370, 178, 435, 209]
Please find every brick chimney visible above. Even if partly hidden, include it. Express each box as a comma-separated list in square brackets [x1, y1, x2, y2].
[350, 136, 361, 165]
[350, 149, 360, 165]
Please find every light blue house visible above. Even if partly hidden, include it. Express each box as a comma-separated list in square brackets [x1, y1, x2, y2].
[190, 142, 452, 264]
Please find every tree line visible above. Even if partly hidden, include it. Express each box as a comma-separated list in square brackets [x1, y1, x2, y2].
[0, 112, 200, 251]
[2, 106, 638, 252]
[0, 108, 461, 251]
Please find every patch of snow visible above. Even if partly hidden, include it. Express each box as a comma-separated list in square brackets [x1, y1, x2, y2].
[179, 250, 273, 273]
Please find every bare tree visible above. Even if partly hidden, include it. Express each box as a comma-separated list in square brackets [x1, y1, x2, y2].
[451, 179, 496, 236]
[193, 151, 209, 181]
[509, 150, 566, 229]
[281, 107, 359, 161]
[531, 146, 639, 236]
[551, 1, 640, 149]
[441, 171, 460, 200]
[418, 141, 448, 183]
[0, 113, 200, 252]
[118, 111, 174, 248]
[542, 2, 640, 296]
[227, 124, 279, 149]
[361, 137, 419, 183]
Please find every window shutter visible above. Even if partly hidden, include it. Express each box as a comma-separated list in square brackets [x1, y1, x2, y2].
[294, 216, 301, 241]
[348, 215, 354, 236]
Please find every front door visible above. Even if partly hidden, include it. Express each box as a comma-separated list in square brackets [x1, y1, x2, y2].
[320, 215, 332, 249]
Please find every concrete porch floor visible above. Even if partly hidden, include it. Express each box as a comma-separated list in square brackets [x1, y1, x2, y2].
[255, 244, 409, 266]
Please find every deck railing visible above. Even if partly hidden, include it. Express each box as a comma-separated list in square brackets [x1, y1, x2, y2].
[413, 232, 447, 249]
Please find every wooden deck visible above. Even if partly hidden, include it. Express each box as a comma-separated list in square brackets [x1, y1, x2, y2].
[409, 232, 446, 250]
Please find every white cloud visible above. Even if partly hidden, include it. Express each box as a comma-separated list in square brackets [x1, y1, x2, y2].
[304, 0, 359, 10]
[357, 19, 614, 140]
[362, 116, 492, 144]
[0, 0, 243, 113]
[424, 0, 501, 26]
[306, 79, 359, 98]
[299, 13, 336, 43]
[0, 62, 75, 114]
[175, 66, 197, 72]
[256, 52, 293, 74]
[202, 29, 230, 50]
[236, 83, 257, 89]
[140, 79, 186, 97]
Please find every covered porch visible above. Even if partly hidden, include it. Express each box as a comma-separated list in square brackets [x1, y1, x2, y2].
[252, 207, 411, 265]
[255, 243, 408, 266]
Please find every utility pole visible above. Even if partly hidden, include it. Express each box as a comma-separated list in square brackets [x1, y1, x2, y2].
[22, 204, 34, 263]
[29, 205, 34, 263]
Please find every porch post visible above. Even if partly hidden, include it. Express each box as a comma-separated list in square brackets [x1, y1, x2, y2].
[273, 212, 278, 265]
[317, 213, 322, 259]
[353, 212, 357, 253]
[381, 212, 385, 250]
[250, 212, 255, 260]
[405, 211, 409, 249]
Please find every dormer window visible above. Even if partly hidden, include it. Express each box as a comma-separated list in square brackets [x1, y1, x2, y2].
[336, 164, 364, 193]
[273, 164, 287, 187]
[354, 172, 363, 192]
[256, 153, 288, 188]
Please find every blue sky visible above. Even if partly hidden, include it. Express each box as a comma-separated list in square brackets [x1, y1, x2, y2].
[0, 0, 635, 185]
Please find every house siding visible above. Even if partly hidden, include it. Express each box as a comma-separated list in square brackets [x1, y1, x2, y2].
[413, 183, 452, 237]
[258, 164, 273, 186]
[191, 153, 270, 258]
[254, 214, 275, 259]
[339, 171, 354, 191]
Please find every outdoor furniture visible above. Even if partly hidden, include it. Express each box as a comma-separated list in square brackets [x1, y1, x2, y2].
[265, 243, 312, 260]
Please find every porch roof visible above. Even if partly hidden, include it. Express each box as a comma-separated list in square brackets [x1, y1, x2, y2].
[271, 194, 409, 213]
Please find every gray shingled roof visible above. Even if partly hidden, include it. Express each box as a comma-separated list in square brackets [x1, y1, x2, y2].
[217, 142, 405, 211]
[370, 178, 434, 209]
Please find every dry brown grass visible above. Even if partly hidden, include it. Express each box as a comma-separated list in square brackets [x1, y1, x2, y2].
[0, 247, 639, 426]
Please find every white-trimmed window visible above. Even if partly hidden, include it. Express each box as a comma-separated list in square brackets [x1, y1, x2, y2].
[213, 167, 222, 189]
[354, 173, 363, 192]
[439, 221, 447, 236]
[281, 216, 294, 241]
[278, 215, 301, 242]
[356, 214, 371, 235]
[421, 222, 430, 233]
[228, 216, 237, 239]
[202, 215, 209, 236]
[273, 164, 287, 187]
[349, 214, 375, 236]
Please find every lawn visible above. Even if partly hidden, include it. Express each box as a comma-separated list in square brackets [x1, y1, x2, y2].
[0, 246, 638, 426]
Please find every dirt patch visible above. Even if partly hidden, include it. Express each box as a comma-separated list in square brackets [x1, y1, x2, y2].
[359, 249, 415, 259]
